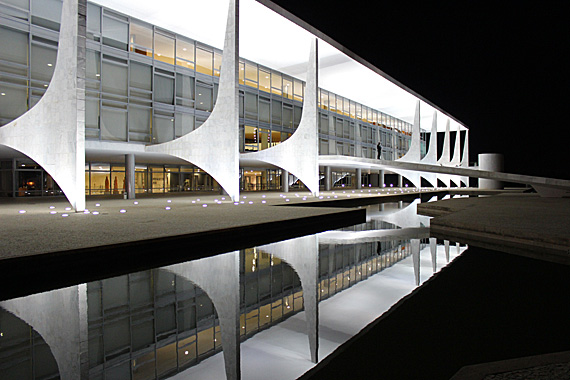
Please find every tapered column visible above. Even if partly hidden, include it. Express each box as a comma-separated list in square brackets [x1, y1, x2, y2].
[379, 170, 384, 188]
[125, 154, 135, 199]
[355, 168, 361, 189]
[241, 39, 319, 196]
[146, 0, 240, 201]
[0, 0, 85, 211]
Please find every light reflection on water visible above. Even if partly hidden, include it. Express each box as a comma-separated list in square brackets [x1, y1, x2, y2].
[0, 200, 467, 380]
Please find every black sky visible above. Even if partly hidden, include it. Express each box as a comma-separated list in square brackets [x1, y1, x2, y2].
[266, 0, 570, 180]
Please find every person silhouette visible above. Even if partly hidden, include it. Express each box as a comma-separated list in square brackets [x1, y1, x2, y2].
[377, 142, 382, 159]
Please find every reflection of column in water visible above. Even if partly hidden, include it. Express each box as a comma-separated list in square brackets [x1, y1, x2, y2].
[1, 284, 88, 379]
[412, 239, 420, 286]
[164, 251, 240, 380]
[430, 237, 437, 272]
[258, 234, 319, 363]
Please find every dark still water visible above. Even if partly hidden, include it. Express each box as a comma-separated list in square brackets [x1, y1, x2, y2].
[0, 199, 466, 380]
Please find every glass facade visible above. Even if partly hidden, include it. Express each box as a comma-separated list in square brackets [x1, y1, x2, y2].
[0, 0, 424, 197]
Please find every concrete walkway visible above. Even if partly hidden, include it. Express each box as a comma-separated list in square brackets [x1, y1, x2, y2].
[417, 193, 570, 263]
[0, 188, 435, 260]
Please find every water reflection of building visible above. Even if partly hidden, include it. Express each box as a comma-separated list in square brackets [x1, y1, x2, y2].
[0, 234, 422, 380]
[0, 308, 60, 379]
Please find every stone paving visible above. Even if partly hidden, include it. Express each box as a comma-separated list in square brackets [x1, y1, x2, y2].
[0, 187, 426, 260]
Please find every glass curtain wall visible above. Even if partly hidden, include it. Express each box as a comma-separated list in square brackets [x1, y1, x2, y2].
[0, 0, 423, 197]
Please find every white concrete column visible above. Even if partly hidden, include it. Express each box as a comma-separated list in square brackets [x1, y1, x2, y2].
[398, 174, 403, 188]
[125, 154, 135, 199]
[146, 0, 240, 201]
[281, 170, 289, 193]
[398, 101, 421, 163]
[0, 0, 85, 211]
[419, 112, 439, 187]
[240, 39, 319, 196]
[379, 170, 384, 188]
[478, 153, 504, 189]
[355, 168, 361, 189]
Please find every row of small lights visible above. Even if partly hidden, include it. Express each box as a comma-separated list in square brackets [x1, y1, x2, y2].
[15, 187, 445, 215]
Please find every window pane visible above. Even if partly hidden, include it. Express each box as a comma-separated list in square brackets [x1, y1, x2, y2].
[195, 47, 212, 75]
[176, 73, 194, 100]
[32, 0, 62, 31]
[271, 72, 281, 96]
[245, 63, 257, 88]
[155, 33, 175, 65]
[86, 98, 100, 130]
[130, 62, 151, 91]
[293, 80, 303, 102]
[129, 22, 153, 57]
[153, 115, 174, 143]
[259, 99, 269, 123]
[213, 52, 222, 77]
[101, 107, 127, 141]
[283, 105, 292, 128]
[271, 100, 281, 125]
[3, 0, 29, 9]
[196, 84, 212, 111]
[283, 78, 292, 99]
[102, 62, 127, 96]
[176, 37, 195, 69]
[154, 75, 174, 104]
[244, 93, 257, 117]
[244, 126, 256, 152]
[103, 15, 128, 50]
[0, 84, 27, 124]
[86, 50, 101, 81]
[128, 106, 150, 134]
[31, 44, 57, 82]
[0, 26, 28, 66]
[175, 113, 194, 137]
[259, 70, 270, 92]
[87, 3, 101, 34]
[293, 105, 302, 127]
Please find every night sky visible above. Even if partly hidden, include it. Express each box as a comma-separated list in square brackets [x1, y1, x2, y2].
[266, 1, 570, 180]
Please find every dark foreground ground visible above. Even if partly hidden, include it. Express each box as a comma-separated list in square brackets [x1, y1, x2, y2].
[300, 247, 570, 380]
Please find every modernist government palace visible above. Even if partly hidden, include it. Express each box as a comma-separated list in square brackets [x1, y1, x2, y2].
[0, 0, 474, 211]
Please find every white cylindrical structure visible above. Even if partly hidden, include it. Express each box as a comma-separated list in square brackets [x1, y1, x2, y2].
[478, 153, 504, 189]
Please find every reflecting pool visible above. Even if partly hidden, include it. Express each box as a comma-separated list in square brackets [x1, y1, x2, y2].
[0, 198, 467, 380]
